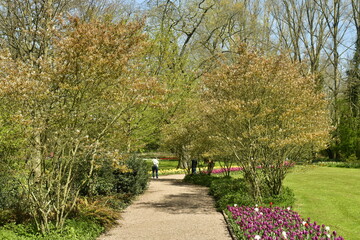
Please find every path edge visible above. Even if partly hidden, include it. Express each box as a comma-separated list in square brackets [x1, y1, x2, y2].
[222, 210, 238, 240]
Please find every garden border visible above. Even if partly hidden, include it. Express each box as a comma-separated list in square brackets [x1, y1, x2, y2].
[222, 210, 238, 240]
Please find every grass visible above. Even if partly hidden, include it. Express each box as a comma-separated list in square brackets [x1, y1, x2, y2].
[144, 159, 178, 170]
[284, 165, 360, 239]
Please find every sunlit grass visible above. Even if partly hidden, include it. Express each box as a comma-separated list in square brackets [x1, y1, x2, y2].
[284, 166, 360, 239]
[144, 159, 178, 170]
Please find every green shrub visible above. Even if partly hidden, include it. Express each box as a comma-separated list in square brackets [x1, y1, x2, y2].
[184, 174, 295, 210]
[114, 155, 149, 195]
[82, 155, 149, 197]
[217, 193, 254, 210]
[209, 177, 253, 210]
[183, 173, 215, 187]
[262, 186, 295, 207]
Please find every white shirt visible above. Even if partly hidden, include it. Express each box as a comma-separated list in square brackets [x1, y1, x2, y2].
[152, 158, 159, 167]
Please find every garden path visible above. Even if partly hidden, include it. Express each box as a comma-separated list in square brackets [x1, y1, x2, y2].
[97, 174, 232, 240]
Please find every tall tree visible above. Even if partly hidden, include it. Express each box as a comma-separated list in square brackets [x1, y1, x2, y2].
[270, 0, 329, 88]
[347, 0, 360, 117]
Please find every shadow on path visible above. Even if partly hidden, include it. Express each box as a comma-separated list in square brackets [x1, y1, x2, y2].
[139, 192, 208, 214]
[97, 174, 231, 240]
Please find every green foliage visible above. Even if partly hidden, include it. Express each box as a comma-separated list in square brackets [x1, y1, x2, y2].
[75, 199, 119, 231]
[183, 173, 215, 187]
[184, 174, 295, 211]
[199, 48, 330, 203]
[0, 218, 103, 240]
[0, 171, 22, 210]
[262, 187, 296, 208]
[337, 108, 360, 160]
[84, 155, 149, 198]
[0, 169, 30, 224]
[114, 155, 149, 195]
[316, 161, 360, 168]
[209, 177, 253, 210]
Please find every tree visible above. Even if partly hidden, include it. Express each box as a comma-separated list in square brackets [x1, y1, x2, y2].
[0, 17, 153, 233]
[200, 48, 330, 202]
[338, 0, 360, 160]
[270, 0, 329, 88]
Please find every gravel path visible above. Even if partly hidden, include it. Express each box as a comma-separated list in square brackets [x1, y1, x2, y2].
[97, 174, 232, 240]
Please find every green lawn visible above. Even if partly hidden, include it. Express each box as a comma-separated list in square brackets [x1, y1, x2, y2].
[144, 159, 178, 170]
[284, 166, 360, 239]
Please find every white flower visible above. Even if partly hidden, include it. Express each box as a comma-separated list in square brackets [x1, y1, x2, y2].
[234, 204, 238, 207]
[254, 235, 261, 240]
[254, 207, 259, 212]
[325, 226, 330, 231]
[282, 231, 287, 239]
[302, 221, 307, 226]
[287, 207, 291, 211]
[260, 212, 263, 215]
[255, 204, 258, 207]
[326, 234, 331, 238]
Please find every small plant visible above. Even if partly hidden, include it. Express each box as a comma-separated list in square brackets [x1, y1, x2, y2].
[75, 198, 120, 231]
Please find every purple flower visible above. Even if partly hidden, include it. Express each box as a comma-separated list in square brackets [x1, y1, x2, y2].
[227, 205, 343, 240]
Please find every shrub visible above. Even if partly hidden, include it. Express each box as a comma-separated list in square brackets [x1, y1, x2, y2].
[114, 155, 149, 195]
[209, 177, 253, 210]
[184, 174, 295, 210]
[183, 173, 215, 187]
[75, 198, 119, 231]
[0, 169, 31, 225]
[0, 172, 20, 210]
[82, 155, 149, 197]
[263, 186, 295, 208]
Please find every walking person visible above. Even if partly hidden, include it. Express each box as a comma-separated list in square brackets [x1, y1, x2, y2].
[191, 159, 198, 174]
[152, 158, 159, 179]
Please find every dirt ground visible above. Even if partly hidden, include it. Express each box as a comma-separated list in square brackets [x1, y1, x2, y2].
[97, 174, 232, 240]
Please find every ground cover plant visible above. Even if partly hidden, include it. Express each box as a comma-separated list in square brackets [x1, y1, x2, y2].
[226, 205, 343, 240]
[0, 217, 103, 240]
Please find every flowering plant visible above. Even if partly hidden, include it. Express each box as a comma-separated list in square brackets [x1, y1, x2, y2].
[202, 162, 295, 175]
[227, 205, 343, 240]
[148, 168, 186, 176]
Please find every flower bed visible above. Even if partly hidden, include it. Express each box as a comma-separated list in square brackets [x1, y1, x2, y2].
[203, 162, 295, 175]
[148, 168, 186, 176]
[226, 205, 343, 240]
[202, 166, 244, 174]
